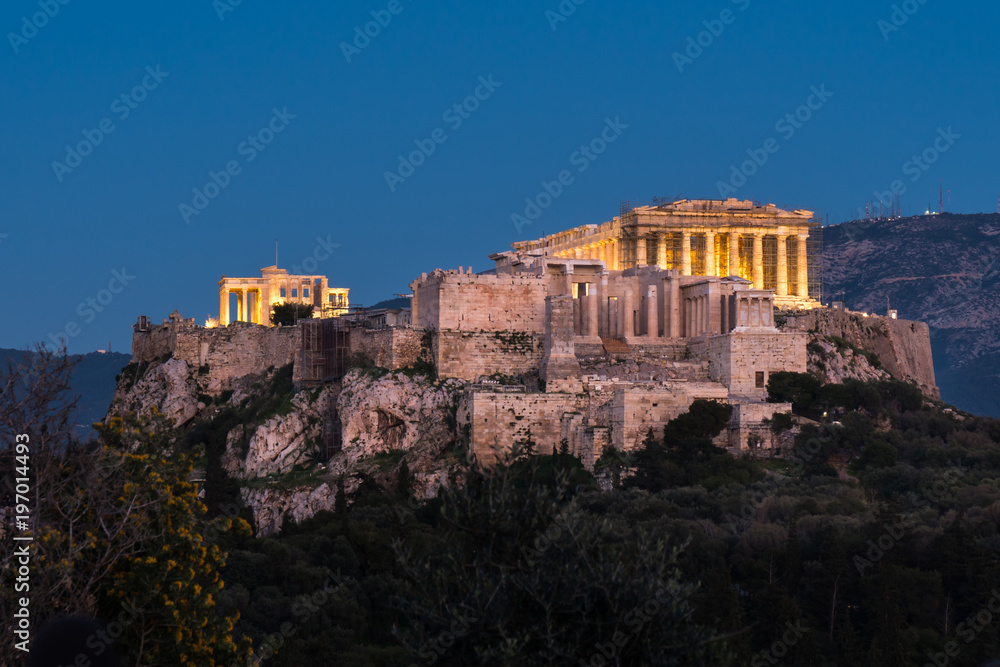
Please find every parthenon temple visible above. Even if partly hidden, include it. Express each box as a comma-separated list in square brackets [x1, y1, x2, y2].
[217, 266, 349, 326]
[512, 198, 822, 310]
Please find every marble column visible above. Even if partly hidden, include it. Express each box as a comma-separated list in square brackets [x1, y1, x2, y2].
[646, 286, 658, 338]
[669, 277, 681, 338]
[681, 231, 692, 276]
[240, 289, 248, 322]
[797, 234, 810, 298]
[776, 235, 789, 297]
[623, 289, 634, 337]
[752, 233, 764, 289]
[635, 236, 647, 266]
[705, 231, 717, 277]
[729, 230, 740, 278]
[220, 289, 229, 326]
[657, 232, 668, 269]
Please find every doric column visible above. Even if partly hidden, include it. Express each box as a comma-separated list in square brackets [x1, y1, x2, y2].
[635, 236, 647, 266]
[646, 286, 657, 338]
[705, 231, 717, 277]
[796, 233, 809, 298]
[669, 276, 681, 338]
[681, 231, 692, 276]
[703, 294, 710, 334]
[220, 288, 229, 326]
[729, 230, 740, 278]
[240, 289, 248, 322]
[684, 299, 690, 337]
[752, 233, 764, 289]
[587, 288, 599, 338]
[656, 232, 667, 269]
[776, 235, 789, 297]
[623, 289, 634, 337]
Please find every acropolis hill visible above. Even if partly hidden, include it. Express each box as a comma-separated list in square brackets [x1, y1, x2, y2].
[120, 198, 939, 530]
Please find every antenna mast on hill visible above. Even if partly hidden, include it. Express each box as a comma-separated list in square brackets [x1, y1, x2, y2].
[939, 179, 943, 214]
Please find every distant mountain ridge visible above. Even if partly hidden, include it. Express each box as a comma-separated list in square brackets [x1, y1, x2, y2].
[0, 348, 131, 439]
[822, 212, 1000, 417]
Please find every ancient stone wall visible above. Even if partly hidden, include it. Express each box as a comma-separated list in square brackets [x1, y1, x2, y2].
[784, 309, 939, 398]
[131, 325, 179, 363]
[460, 390, 583, 464]
[350, 328, 426, 370]
[133, 322, 300, 385]
[434, 330, 543, 381]
[697, 331, 808, 398]
[611, 382, 730, 450]
[728, 400, 794, 451]
[413, 270, 548, 332]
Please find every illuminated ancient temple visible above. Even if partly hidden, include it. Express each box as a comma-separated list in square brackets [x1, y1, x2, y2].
[217, 266, 349, 326]
[511, 198, 822, 309]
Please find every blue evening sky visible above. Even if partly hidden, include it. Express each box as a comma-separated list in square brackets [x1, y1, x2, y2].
[1, 0, 996, 353]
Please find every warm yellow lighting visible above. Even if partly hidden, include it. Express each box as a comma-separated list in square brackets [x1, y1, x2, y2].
[205, 317, 219, 329]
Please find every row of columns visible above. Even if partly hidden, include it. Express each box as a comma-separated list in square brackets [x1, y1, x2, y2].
[640, 231, 809, 298]
[554, 231, 809, 298]
[219, 287, 261, 325]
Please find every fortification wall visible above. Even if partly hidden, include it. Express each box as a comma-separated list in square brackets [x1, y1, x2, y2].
[414, 271, 548, 332]
[784, 309, 939, 398]
[350, 328, 426, 370]
[434, 330, 544, 381]
[133, 322, 300, 384]
[459, 390, 584, 464]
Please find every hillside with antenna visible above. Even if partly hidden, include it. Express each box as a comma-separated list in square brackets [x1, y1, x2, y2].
[823, 211, 1000, 417]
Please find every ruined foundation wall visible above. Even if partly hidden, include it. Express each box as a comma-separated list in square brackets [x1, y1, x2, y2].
[434, 330, 544, 381]
[611, 382, 729, 451]
[784, 309, 939, 398]
[350, 328, 426, 370]
[460, 390, 584, 464]
[133, 323, 300, 384]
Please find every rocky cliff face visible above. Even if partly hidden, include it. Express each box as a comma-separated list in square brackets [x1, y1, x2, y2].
[108, 359, 468, 536]
[822, 213, 1000, 416]
[785, 309, 937, 399]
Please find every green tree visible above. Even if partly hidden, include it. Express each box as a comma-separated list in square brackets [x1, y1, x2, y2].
[271, 302, 315, 326]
